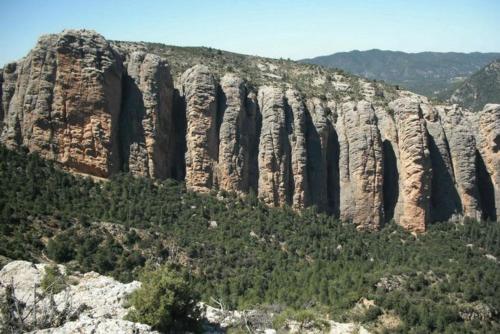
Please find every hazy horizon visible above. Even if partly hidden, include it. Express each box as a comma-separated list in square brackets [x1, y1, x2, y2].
[1, 0, 500, 66]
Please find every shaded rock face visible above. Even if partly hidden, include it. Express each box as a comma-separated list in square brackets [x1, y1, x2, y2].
[256, 87, 310, 209]
[1, 29, 499, 233]
[216, 73, 258, 194]
[476, 104, 500, 220]
[421, 103, 462, 222]
[306, 98, 339, 215]
[439, 105, 482, 219]
[121, 51, 175, 179]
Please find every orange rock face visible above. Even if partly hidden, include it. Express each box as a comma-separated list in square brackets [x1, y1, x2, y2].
[1, 30, 123, 177]
[391, 98, 431, 233]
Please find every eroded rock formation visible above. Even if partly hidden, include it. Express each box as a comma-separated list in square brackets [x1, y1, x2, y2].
[476, 104, 500, 220]
[121, 51, 175, 179]
[181, 64, 219, 192]
[337, 101, 384, 230]
[439, 105, 482, 220]
[391, 98, 431, 233]
[1, 29, 499, 232]
[257, 86, 290, 207]
[1, 31, 123, 177]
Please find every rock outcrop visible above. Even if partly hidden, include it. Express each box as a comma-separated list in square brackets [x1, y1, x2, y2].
[1, 261, 370, 334]
[1, 29, 499, 232]
[476, 104, 500, 220]
[1, 30, 123, 177]
[391, 98, 431, 233]
[181, 64, 219, 192]
[285, 89, 310, 209]
[216, 73, 258, 194]
[337, 101, 384, 230]
[439, 105, 482, 219]
[0, 260, 156, 333]
[257, 86, 291, 207]
[121, 51, 175, 179]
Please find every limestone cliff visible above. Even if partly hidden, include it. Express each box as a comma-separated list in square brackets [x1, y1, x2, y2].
[391, 98, 431, 233]
[337, 101, 384, 230]
[121, 51, 175, 179]
[476, 104, 500, 220]
[1, 30, 123, 177]
[1, 29, 499, 232]
[181, 64, 219, 192]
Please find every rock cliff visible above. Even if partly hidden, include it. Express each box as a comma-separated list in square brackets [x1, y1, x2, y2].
[1, 29, 499, 232]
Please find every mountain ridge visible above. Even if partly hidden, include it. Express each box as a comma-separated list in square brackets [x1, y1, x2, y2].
[302, 49, 500, 97]
[450, 58, 500, 111]
[1, 29, 499, 233]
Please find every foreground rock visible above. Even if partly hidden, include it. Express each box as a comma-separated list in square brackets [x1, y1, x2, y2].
[31, 319, 156, 334]
[0, 260, 156, 333]
[203, 303, 371, 334]
[1, 261, 370, 334]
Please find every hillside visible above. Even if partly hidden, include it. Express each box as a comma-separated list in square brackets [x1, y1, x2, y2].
[450, 59, 500, 111]
[1, 146, 500, 333]
[111, 40, 399, 102]
[302, 49, 500, 97]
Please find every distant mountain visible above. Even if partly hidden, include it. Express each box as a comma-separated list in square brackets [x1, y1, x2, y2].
[450, 59, 500, 111]
[302, 49, 500, 97]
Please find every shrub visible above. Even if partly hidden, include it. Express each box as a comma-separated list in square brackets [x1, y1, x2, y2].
[41, 265, 67, 294]
[46, 236, 75, 262]
[126, 264, 201, 332]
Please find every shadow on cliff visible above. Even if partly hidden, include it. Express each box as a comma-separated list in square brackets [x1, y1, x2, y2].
[428, 135, 461, 222]
[119, 75, 186, 181]
[119, 74, 146, 173]
[305, 110, 340, 216]
[172, 89, 186, 180]
[475, 150, 496, 221]
[382, 140, 399, 223]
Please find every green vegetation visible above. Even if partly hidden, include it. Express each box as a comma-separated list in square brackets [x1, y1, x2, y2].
[126, 264, 201, 332]
[1, 145, 500, 332]
[114, 40, 399, 105]
[450, 59, 500, 111]
[40, 265, 67, 295]
[302, 49, 500, 98]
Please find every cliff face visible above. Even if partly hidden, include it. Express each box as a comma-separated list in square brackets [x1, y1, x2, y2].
[1, 30, 499, 232]
[1, 31, 123, 177]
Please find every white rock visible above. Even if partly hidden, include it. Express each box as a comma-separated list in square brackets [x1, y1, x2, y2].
[0, 261, 145, 333]
[29, 318, 157, 333]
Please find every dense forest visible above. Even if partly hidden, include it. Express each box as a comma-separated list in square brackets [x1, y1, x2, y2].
[1, 145, 499, 333]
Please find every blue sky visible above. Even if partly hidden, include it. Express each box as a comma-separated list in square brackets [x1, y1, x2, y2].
[1, 0, 499, 66]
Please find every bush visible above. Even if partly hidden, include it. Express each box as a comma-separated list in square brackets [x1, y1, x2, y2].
[46, 236, 75, 263]
[126, 264, 201, 332]
[41, 265, 67, 294]
[362, 306, 382, 322]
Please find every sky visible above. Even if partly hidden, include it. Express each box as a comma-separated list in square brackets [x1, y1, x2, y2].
[1, 0, 500, 66]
